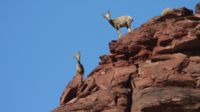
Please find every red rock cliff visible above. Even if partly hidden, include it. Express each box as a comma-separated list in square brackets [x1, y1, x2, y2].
[54, 3, 200, 112]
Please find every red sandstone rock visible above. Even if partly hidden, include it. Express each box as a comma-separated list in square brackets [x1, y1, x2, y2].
[54, 3, 200, 112]
[59, 73, 83, 106]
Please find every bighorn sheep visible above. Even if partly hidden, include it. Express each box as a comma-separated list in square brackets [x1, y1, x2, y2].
[161, 8, 174, 16]
[102, 11, 133, 38]
[74, 51, 84, 75]
[60, 51, 84, 105]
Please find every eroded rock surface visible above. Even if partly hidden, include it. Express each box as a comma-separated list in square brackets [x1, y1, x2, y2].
[54, 3, 200, 112]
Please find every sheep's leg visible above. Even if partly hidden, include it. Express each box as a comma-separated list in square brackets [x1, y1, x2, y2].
[127, 24, 131, 33]
[117, 29, 122, 38]
[128, 27, 131, 33]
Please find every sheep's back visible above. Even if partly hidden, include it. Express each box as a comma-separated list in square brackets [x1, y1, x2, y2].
[112, 16, 132, 26]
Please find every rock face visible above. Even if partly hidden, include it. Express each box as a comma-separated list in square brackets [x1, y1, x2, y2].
[54, 3, 200, 112]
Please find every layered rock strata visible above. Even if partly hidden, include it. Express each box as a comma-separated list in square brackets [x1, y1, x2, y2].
[54, 3, 200, 112]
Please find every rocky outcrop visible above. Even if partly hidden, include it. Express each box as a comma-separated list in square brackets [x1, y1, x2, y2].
[54, 3, 200, 112]
[59, 72, 83, 106]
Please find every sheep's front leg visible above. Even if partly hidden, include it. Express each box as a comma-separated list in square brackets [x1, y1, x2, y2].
[117, 29, 122, 38]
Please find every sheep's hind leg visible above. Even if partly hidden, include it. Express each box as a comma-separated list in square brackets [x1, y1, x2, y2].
[128, 28, 131, 33]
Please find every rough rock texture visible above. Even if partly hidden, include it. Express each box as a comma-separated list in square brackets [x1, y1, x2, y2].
[54, 3, 200, 112]
[60, 72, 83, 106]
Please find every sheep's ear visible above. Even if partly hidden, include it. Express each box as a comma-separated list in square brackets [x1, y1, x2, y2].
[77, 51, 81, 60]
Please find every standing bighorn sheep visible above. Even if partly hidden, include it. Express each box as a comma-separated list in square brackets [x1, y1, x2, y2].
[102, 11, 133, 38]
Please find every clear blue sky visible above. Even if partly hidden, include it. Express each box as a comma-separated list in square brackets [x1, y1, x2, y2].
[0, 0, 198, 112]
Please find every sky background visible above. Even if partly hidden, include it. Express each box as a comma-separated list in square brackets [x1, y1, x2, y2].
[0, 0, 199, 112]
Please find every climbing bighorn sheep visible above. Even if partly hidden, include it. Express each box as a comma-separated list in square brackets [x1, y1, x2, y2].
[102, 11, 133, 38]
[74, 51, 84, 75]
[60, 51, 84, 105]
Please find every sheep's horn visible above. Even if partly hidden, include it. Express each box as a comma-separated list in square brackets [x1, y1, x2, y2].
[73, 51, 80, 57]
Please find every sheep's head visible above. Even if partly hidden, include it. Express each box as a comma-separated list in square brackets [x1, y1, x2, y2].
[102, 11, 111, 20]
[74, 51, 81, 62]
